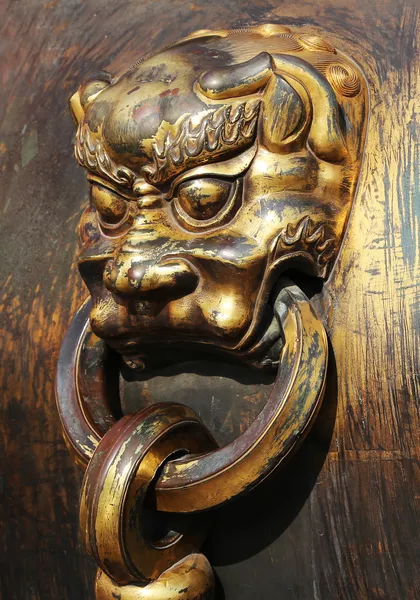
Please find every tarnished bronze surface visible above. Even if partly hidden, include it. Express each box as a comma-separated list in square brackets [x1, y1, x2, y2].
[156, 283, 327, 512]
[55, 23, 368, 600]
[2, 2, 419, 599]
[56, 298, 117, 469]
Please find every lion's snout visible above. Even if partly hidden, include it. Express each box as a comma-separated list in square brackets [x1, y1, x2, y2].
[103, 254, 199, 299]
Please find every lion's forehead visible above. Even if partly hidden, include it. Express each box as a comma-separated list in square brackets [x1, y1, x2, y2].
[82, 42, 233, 160]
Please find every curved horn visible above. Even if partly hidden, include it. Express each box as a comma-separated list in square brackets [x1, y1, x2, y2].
[198, 52, 307, 153]
[198, 52, 274, 99]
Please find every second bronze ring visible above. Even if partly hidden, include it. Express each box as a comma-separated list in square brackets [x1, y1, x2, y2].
[80, 402, 216, 585]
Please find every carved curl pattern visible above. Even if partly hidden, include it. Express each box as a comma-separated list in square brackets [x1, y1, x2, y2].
[142, 99, 261, 184]
[327, 63, 362, 97]
[276, 216, 337, 270]
[75, 122, 137, 188]
[74, 99, 261, 188]
[218, 25, 361, 98]
[297, 34, 336, 53]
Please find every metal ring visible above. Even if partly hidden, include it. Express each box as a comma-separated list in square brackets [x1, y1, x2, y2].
[56, 283, 328, 512]
[80, 402, 216, 585]
[55, 299, 116, 469]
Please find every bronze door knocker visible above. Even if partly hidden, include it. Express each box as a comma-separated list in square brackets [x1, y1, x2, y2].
[56, 23, 368, 599]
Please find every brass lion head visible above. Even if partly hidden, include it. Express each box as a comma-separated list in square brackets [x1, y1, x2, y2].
[70, 24, 367, 370]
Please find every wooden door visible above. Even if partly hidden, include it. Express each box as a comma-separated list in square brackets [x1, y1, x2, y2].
[1, 1, 418, 598]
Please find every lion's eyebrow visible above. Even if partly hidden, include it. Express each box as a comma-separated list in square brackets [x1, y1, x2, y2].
[141, 98, 261, 185]
[87, 174, 160, 199]
[75, 121, 138, 189]
[74, 99, 261, 191]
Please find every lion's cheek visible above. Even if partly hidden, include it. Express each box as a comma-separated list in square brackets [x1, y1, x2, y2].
[197, 292, 252, 341]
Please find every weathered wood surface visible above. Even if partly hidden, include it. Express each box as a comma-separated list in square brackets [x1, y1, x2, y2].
[0, 1, 418, 599]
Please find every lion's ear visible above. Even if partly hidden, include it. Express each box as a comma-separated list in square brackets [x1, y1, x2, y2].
[272, 55, 347, 162]
[69, 71, 113, 125]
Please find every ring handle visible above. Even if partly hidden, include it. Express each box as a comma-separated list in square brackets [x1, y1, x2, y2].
[55, 299, 116, 468]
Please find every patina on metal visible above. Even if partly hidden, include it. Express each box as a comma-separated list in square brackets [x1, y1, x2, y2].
[56, 23, 368, 599]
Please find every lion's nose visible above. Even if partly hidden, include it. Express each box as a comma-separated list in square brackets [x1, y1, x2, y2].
[104, 256, 199, 298]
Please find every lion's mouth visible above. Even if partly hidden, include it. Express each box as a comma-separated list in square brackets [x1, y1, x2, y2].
[105, 292, 285, 374]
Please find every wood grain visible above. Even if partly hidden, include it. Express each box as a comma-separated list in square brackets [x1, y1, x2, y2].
[0, 1, 418, 599]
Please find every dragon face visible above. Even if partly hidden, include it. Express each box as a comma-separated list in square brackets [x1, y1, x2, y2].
[70, 25, 367, 370]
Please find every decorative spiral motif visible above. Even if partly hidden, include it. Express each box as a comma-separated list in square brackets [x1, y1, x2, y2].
[227, 28, 254, 34]
[298, 34, 336, 53]
[230, 27, 303, 50]
[327, 63, 361, 97]
[272, 33, 305, 51]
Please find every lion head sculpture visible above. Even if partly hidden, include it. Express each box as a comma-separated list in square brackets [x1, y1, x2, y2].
[70, 24, 367, 371]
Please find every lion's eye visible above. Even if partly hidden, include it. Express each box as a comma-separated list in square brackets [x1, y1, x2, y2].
[91, 184, 128, 226]
[176, 178, 232, 220]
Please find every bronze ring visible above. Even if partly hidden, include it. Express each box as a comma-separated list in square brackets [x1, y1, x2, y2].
[56, 299, 117, 469]
[56, 282, 328, 513]
[80, 402, 216, 585]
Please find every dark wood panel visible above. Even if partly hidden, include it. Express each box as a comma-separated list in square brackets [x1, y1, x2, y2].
[0, 1, 418, 599]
